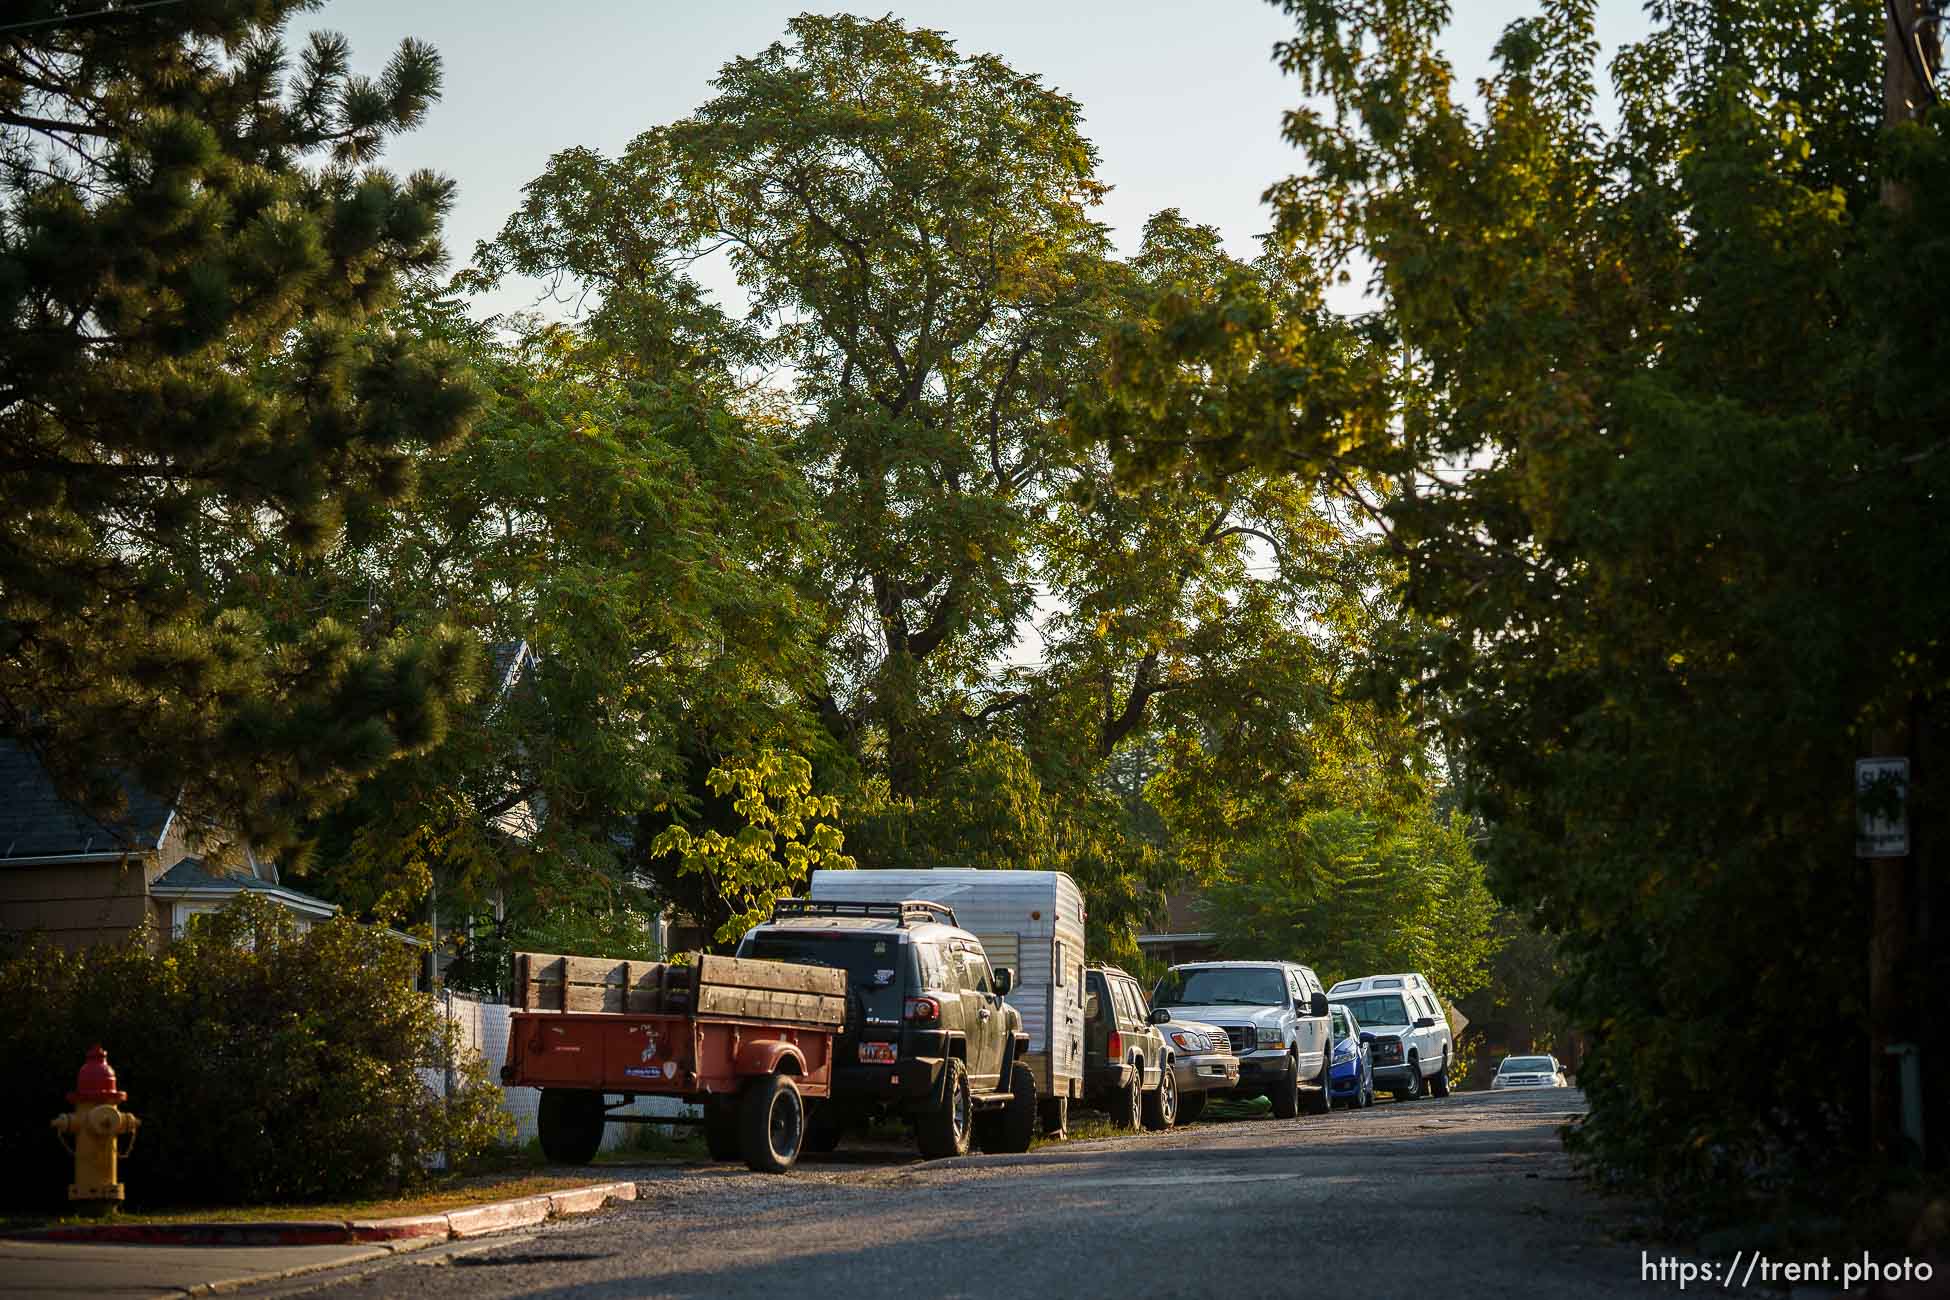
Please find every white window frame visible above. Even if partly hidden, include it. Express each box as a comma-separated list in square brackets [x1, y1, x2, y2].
[170, 900, 224, 938]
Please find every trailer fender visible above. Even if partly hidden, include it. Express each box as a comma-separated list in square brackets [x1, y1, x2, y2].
[733, 1038, 807, 1078]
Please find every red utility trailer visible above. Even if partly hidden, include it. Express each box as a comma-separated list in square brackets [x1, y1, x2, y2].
[501, 950, 845, 1173]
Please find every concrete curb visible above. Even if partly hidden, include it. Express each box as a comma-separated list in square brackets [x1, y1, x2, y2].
[21, 1178, 640, 1247]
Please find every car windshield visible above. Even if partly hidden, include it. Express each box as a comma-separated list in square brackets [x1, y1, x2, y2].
[1336, 994, 1411, 1026]
[1153, 967, 1288, 1007]
[739, 931, 909, 1024]
[1502, 1056, 1555, 1073]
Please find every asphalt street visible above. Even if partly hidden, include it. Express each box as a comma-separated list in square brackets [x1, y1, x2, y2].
[246, 1087, 1660, 1300]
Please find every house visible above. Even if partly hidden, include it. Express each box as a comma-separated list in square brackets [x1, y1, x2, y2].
[0, 740, 339, 949]
[1135, 891, 1222, 966]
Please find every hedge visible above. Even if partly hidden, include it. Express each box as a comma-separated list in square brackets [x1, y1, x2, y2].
[0, 893, 511, 1210]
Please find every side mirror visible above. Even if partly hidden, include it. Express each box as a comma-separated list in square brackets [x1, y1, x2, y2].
[1147, 1006, 1172, 1025]
[1359, 1031, 1375, 1044]
[994, 967, 1014, 996]
[1310, 992, 1329, 1018]
[1414, 1015, 1436, 1029]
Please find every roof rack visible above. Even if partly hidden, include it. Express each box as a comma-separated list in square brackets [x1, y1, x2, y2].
[770, 897, 959, 928]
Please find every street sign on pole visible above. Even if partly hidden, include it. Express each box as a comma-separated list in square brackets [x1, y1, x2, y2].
[1856, 756, 1911, 858]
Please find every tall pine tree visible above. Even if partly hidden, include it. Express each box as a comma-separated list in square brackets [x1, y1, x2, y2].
[1, 1, 480, 856]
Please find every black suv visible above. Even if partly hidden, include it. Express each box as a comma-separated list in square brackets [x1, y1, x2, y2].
[1083, 964, 1177, 1130]
[736, 898, 1037, 1159]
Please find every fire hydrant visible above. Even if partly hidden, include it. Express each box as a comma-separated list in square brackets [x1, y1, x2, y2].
[51, 1046, 139, 1213]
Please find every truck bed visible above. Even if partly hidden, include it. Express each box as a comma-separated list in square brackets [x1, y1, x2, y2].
[503, 951, 846, 1099]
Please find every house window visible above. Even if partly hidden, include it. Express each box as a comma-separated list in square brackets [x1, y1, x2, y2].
[170, 901, 225, 939]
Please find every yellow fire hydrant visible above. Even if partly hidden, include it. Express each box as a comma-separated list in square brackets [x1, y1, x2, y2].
[51, 1045, 139, 1213]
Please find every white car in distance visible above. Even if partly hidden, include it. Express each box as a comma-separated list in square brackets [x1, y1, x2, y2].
[1490, 1054, 1569, 1089]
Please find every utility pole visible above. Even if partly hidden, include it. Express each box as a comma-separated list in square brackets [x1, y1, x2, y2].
[1872, 0, 1930, 1161]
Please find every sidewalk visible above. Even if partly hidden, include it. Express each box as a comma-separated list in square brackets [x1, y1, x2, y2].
[0, 1179, 639, 1299]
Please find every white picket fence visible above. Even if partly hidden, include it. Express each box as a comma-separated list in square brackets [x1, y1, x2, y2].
[429, 993, 698, 1153]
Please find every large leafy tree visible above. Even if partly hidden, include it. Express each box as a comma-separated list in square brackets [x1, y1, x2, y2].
[287, 290, 823, 951]
[474, 16, 1381, 947]
[1107, 0, 1947, 1203]
[0, 1, 480, 852]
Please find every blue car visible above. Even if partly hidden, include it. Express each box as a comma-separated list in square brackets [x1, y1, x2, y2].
[1326, 1002, 1375, 1107]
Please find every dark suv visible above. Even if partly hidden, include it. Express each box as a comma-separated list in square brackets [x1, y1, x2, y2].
[736, 898, 1036, 1159]
[1083, 964, 1177, 1129]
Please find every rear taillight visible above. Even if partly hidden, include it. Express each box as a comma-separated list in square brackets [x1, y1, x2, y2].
[1107, 1030, 1123, 1059]
[904, 995, 941, 1022]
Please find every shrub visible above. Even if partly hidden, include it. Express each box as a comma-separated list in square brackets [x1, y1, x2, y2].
[0, 894, 511, 1211]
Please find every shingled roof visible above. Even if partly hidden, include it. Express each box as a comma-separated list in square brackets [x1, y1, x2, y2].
[0, 740, 176, 862]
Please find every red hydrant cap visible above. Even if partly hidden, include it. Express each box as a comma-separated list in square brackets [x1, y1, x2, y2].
[68, 1045, 126, 1105]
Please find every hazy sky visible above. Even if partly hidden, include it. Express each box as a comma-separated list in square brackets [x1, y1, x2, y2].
[302, 1, 1652, 316]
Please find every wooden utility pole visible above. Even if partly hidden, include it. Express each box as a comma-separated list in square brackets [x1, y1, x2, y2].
[1872, 0, 1928, 1160]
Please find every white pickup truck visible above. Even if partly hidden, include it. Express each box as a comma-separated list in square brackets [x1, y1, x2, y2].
[1326, 972, 1454, 1099]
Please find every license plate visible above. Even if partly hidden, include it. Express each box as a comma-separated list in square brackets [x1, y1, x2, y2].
[858, 1042, 897, 1063]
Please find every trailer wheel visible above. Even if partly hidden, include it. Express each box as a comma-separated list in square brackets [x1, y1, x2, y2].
[1038, 1095, 1069, 1139]
[537, 1088, 605, 1165]
[704, 1099, 742, 1162]
[740, 1073, 804, 1174]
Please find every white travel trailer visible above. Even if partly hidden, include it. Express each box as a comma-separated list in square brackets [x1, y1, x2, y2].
[809, 868, 1087, 1132]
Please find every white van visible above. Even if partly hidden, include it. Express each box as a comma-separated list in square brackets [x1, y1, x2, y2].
[1325, 971, 1454, 1099]
[809, 868, 1086, 1134]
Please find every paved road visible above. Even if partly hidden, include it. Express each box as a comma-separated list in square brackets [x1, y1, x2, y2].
[262, 1089, 1656, 1300]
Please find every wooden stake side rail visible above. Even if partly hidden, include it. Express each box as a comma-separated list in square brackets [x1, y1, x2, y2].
[512, 950, 846, 1026]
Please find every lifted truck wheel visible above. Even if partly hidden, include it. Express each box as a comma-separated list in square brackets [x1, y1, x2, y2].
[740, 1073, 804, 1174]
[704, 1098, 742, 1162]
[537, 1088, 605, 1165]
[976, 1063, 1038, 1154]
[916, 1059, 972, 1159]
[1272, 1056, 1301, 1119]
[1038, 1095, 1069, 1139]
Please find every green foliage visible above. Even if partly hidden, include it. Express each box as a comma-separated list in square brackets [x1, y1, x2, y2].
[291, 303, 822, 934]
[1102, 0, 1946, 1210]
[1448, 1030, 1479, 1091]
[0, 2, 483, 856]
[0, 895, 510, 1210]
[474, 26, 1388, 951]
[1188, 803, 1498, 1003]
[652, 750, 853, 942]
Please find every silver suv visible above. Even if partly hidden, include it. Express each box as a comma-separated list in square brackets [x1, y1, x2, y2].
[1151, 961, 1332, 1118]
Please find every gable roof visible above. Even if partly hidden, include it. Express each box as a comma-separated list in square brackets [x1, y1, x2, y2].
[149, 856, 340, 921]
[0, 740, 176, 862]
[488, 639, 534, 698]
